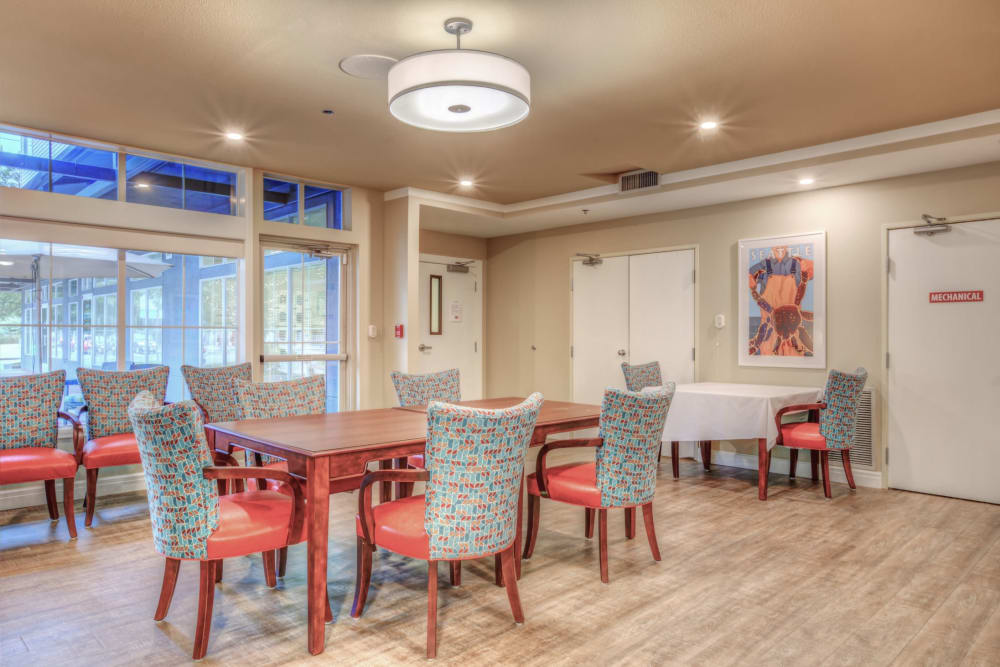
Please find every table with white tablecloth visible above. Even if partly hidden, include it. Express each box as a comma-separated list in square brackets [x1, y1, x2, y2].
[644, 382, 823, 499]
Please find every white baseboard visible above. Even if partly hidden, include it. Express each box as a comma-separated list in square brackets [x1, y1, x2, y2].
[0, 471, 148, 511]
[694, 448, 883, 489]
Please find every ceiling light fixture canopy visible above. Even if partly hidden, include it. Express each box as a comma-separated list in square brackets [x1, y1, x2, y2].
[387, 18, 530, 132]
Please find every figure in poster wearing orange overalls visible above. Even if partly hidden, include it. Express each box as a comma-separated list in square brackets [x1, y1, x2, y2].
[748, 245, 814, 357]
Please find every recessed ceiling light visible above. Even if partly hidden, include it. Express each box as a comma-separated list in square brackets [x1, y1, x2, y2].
[459, 179, 474, 187]
[224, 131, 244, 140]
[699, 120, 719, 130]
[136, 182, 150, 189]
[799, 177, 815, 185]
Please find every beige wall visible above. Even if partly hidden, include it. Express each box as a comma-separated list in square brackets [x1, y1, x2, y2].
[484, 161, 1000, 469]
[419, 227, 488, 260]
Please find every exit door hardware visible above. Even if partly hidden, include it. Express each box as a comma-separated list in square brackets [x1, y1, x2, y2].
[418, 344, 432, 352]
[914, 213, 951, 236]
[447, 261, 472, 273]
[577, 253, 603, 266]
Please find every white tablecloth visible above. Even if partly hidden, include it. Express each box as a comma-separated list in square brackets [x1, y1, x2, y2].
[644, 382, 824, 450]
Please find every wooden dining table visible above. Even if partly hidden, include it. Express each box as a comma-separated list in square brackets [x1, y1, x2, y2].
[203, 397, 600, 656]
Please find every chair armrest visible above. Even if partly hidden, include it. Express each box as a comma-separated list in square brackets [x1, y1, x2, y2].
[203, 466, 305, 543]
[535, 438, 603, 497]
[59, 410, 87, 462]
[774, 403, 826, 445]
[357, 469, 430, 546]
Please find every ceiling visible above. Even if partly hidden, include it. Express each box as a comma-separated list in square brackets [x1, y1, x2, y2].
[3, 1, 1000, 204]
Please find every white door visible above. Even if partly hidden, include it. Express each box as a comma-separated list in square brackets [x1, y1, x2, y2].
[887, 219, 1000, 504]
[629, 250, 696, 385]
[572, 256, 629, 405]
[416, 257, 483, 399]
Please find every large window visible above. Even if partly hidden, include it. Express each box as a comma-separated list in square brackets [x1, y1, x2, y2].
[0, 127, 239, 216]
[0, 239, 242, 406]
[261, 249, 343, 411]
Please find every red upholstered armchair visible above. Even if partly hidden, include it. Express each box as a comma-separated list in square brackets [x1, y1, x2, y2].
[0, 371, 78, 539]
[774, 367, 868, 498]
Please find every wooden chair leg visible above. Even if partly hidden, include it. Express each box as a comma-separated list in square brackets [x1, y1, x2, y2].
[789, 449, 798, 479]
[500, 546, 524, 623]
[841, 450, 857, 489]
[757, 439, 769, 501]
[810, 450, 819, 481]
[585, 508, 595, 539]
[154, 557, 181, 621]
[449, 561, 462, 586]
[624, 507, 636, 539]
[642, 502, 661, 561]
[325, 588, 333, 623]
[495, 553, 503, 586]
[215, 559, 223, 583]
[193, 560, 217, 660]
[671, 441, 680, 479]
[351, 538, 373, 618]
[278, 546, 288, 578]
[262, 550, 277, 588]
[44, 479, 59, 520]
[523, 495, 540, 559]
[62, 477, 76, 539]
[85, 468, 98, 526]
[657, 442, 663, 461]
[821, 451, 832, 498]
[598, 508, 609, 584]
[427, 560, 438, 659]
[701, 441, 712, 471]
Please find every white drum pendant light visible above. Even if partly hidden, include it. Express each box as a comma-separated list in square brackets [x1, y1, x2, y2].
[387, 18, 530, 132]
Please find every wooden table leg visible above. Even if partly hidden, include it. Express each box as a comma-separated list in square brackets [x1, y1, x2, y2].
[306, 457, 331, 655]
[514, 474, 524, 579]
[671, 441, 680, 479]
[757, 438, 769, 501]
[393, 456, 408, 499]
[378, 459, 392, 503]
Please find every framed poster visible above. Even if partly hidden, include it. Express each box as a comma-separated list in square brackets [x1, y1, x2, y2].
[738, 231, 826, 368]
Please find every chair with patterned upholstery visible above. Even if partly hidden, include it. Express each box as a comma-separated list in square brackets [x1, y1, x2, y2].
[351, 393, 543, 659]
[390, 368, 461, 496]
[227, 375, 367, 580]
[774, 367, 868, 498]
[181, 362, 252, 426]
[65, 365, 169, 526]
[0, 371, 78, 539]
[523, 386, 674, 583]
[128, 391, 326, 660]
[620, 361, 662, 392]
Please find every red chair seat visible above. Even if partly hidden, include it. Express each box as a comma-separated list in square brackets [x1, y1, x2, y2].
[526, 462, 602, 507]
[82, 434, 141, 469]
[205, 490, 304, 559]
[250, 460, 366, 495]
[0, 447, 77, 484]
[355, 494, 430, 559]
[780, 422, 829, 450]
[407, 453, 425, 468]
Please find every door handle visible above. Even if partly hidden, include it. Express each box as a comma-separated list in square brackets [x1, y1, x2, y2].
[419, 344, 432, 352]
[617, 349, 627, 356]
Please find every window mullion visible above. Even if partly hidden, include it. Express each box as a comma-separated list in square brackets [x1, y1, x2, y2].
[116, 249, 126, 370]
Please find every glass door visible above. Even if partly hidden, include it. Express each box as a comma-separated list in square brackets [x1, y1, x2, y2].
[260, 247, 348, 412]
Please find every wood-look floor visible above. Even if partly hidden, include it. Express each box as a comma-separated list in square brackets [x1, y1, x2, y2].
[2, 460, 999, 666]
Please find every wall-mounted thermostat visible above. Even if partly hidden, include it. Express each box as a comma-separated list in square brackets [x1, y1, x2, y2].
[714, 314, 726, 329]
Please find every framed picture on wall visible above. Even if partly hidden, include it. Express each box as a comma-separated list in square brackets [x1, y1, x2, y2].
[738, 231, 826, 368]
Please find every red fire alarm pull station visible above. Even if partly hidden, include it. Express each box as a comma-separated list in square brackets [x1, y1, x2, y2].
[394, 324, 404, 338]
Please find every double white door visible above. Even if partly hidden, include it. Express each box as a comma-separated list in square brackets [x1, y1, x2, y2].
[572, 249, 695, 406]
[887, 219, 1000, 504]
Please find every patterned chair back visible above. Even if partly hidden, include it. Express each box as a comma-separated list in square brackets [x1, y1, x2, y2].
[0, 370, 66, 450]
[128, 392, 219, 560]
[423, 393, 543, 560]
[819, 367, 868, 449]
[181, 362, 253, 423]
[390, 369, 461, 407]
[233, 376, 326, 464]
[620, 361, 663, 392]
[77, 366, 169, 440]
[595, 385, 674, 507]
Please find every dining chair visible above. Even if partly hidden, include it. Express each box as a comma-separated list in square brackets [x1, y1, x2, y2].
[774, 367, 868, 498]
[127, 391, 326, 660]
[351, 393, 543, 659]
[231, 375, 368, 580]
[523, 385, 674, 583]
[619, 361, 683, 473]
[68, 365, 169, 526]
[0, 370, 78, 539]
[390, 368, 461, 496]
[181, 362, 254, 487]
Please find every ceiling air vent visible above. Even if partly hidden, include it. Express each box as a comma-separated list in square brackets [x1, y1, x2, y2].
[619, 169, 659, 193]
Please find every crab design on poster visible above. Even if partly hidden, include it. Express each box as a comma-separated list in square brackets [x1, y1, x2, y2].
[738, 231, 826, 368]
